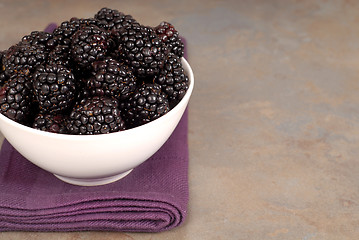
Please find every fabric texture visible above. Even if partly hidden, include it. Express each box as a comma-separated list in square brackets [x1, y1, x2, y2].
[0, 24, 189, 232]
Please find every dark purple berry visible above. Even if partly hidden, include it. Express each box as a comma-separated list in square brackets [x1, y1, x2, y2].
[123, 83, 169, 128]
[67, 96, 126, 134]
[0, 74, 33, 124]
[71, 24, 109, 69]
[33, 64, 76, 113]
[3, 42, 47, 77]
[33, 113, 68, 133]
[113, 24, 167, 77]
[86, 57, 137, 100]
[155, 53, 188, 107]
[154, 21, 184, 57]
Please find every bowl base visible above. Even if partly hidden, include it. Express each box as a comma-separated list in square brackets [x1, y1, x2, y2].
[54, 169, 133, 186]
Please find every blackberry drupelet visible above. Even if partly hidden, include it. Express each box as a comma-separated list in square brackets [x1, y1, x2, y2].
[3, 42, 47, 77]
[124, 83, 169, 128]
[155, 53, 189, 107]
[86, 57, 137, 100]
[33, 113, 68, 133]
[154, 21, 184, 57]
[71, 24, 109, 69]
[114, 24, 167, 77]
[33, 64, 76, 113]
[0, 74, 33, 124]
[67, 96, 126, 135]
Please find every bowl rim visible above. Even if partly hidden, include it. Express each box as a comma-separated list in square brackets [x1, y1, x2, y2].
[0, 57, 194, 140]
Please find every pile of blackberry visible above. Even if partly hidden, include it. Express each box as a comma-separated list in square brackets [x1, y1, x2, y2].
[0, 7, 188, 135]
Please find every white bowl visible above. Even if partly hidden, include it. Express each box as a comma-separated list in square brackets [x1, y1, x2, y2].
[0, 58, 194, 186]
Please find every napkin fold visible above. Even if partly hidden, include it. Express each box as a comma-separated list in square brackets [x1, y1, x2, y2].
[0, 24, 189, 232]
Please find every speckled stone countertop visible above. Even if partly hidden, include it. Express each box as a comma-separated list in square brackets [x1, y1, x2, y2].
[1, 0, 359, 239]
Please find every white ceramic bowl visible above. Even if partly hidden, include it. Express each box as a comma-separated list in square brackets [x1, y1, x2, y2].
[0, 58, 194, 186]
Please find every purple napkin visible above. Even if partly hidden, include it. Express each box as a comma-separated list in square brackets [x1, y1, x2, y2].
[0, 110, 188, 232]
[0, 24, 189, 232]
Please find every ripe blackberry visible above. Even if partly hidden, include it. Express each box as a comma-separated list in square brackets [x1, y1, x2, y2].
[106, 14, 138, 58]
[95, 7, 126, 30]
[53, 18, 101, 47]
[0, 74, 33, 124]
[0, 51, 8, 86]
[67, 96, 126, 135]
[114, 24, 167, 77]
[86, 57, 137, 100]
[124, 83, 169, 127]
[21, 31, 56, 52]
[112, 15, 138, 31]
[155, 53, 189, 107]
[33, 64, 76, 113]
[33, 113, 68, 134]
[2, 42, 47, 77]
[71, 25, 109, 69]
[154, 22, 184, 57]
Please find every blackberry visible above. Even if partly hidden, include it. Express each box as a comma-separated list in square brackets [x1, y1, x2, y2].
[124, 83, 169, 128]
[114, 24, 167, 77]
[112, 15, 138, 31]
[52, 21, 79, 47]
[33, 64, 76, 113]
[3, 42, 47, 77]
[71, 24, 109, 69]
[33, 113, 68, 134]
[0, 51, 8, 86]
[67, 96, 126, 135]
[95, 7, 126, 30]
[154, 21, 184, 57]
[21, 31, 56, 52]
[86, 57, 137, 100]
[155, 53, 189, 107]
[0, 74, 33, 124]
[53, 18, 101, 47]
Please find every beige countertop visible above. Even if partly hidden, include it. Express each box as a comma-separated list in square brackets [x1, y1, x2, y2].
[1, 0, 359, 239]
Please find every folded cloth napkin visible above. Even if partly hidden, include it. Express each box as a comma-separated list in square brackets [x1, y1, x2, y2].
[0, 23, 189, 232]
